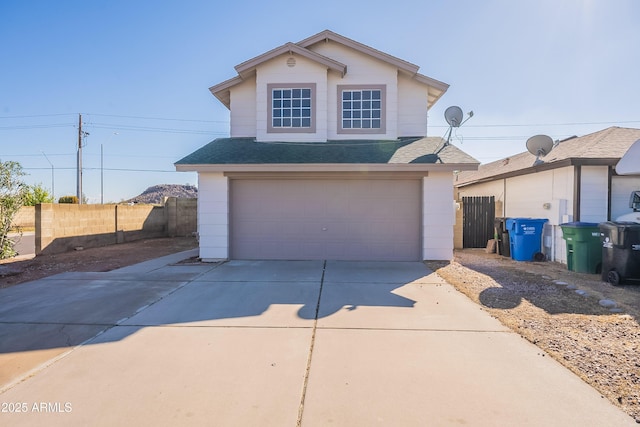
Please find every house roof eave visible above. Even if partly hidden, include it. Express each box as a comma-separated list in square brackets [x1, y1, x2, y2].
[208, 75, 244, 110]
[234, 42, 347, 79]
[455, 157, 619, 188]
[208, 30, 449, 109]
[176, 162, 476, 174]
[414, 73, 449, 109]
[297, 30, 420, 75]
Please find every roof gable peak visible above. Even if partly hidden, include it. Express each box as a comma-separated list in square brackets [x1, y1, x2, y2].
[234, 41, 346, 79]
[297, 29, 420, 75]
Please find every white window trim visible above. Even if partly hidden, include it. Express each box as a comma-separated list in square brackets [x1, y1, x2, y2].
[337, 84, 386, 135]
[267, 83, 316, 134]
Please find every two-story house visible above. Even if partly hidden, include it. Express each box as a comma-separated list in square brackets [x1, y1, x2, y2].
[176, 30, 478, 261]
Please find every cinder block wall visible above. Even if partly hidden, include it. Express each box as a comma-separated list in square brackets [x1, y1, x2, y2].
[36, 204, 117, 254]
[170, 198, 198, 237]
[35, 198, 197, 255]
[116, 205, 166, 242]
[454, 202, 463, 249]
[11, 206, 35, 229]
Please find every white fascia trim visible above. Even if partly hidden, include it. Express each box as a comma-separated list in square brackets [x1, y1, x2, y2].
[209, 75, 243, 109]
[234, 42, 346, 78]
[297, 29, 420, 75]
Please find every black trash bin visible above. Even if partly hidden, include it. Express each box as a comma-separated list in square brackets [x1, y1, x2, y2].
[494, 217, 510, 257]
[599, 221, 640, 285]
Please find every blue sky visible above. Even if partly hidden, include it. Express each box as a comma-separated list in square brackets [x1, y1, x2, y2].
[1, 0, 639, 202]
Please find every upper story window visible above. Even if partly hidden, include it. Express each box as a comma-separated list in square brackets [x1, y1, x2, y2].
[267, 83, 316, 133]
[338, 84, 386, 134]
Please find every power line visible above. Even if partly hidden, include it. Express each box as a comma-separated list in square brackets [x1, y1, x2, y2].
[4, 153, 73, 157]
[3, 112, 637, 128]
[23, 166, 183, 173]
[85, 113, 228, 124]
[431, 120, 640, 128]
[0, 123, 75, 130]
[0, 113, 77, 119]
[90, 167, 181, 173]
[86, 123, 224, 135]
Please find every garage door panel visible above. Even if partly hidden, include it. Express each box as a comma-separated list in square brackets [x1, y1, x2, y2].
[230, 179, 421, 261]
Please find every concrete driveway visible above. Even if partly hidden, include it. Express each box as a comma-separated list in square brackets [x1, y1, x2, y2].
[0, 252, 635, 426]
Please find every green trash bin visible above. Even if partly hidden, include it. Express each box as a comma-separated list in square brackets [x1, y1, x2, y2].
[560, 222, 602, 274]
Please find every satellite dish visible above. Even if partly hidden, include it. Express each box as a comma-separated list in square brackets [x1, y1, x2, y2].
[444, 106, 464, 127]
[526, 134, 554, 157]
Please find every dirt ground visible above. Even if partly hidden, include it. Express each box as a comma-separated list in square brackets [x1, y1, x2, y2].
[427, 249, 640, 423]
[0, 236, 198, 289]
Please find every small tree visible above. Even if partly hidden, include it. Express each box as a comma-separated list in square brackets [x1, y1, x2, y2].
[24, 183, 54, 206]
[0, 160, 28, 259]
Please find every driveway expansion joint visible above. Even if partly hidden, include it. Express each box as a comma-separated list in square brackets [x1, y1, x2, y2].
[296, 259, 326, 427]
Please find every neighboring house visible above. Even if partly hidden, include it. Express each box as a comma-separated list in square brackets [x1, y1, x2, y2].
[176, 30, 479, 262]
[455, 126, 640, 263]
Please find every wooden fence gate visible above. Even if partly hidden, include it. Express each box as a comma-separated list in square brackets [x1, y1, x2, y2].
[462, 196, 495, 248]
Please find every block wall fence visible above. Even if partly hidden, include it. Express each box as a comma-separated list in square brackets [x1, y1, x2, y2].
[32, 198, 197, 255]
[11, 206, 35, 229]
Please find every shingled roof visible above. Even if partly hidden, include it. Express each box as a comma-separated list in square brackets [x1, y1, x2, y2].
[455, 127, 640, 187]
[175, 137, 479, 171]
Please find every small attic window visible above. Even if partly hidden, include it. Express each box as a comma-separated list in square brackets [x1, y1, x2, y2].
[286, 57, 296, 67]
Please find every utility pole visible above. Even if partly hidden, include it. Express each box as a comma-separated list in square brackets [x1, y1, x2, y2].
[101, 132, 118, 205]
[101, 143, 103, 204]
[41, 151, 55, 201]
[77, 114, 83, 204]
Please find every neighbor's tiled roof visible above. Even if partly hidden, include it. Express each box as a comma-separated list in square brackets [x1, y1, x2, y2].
[175, 137, 479, 166]
[455, 127, 640, 187]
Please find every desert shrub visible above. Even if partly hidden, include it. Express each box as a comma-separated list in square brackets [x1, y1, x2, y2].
[58, 195, 79, 204]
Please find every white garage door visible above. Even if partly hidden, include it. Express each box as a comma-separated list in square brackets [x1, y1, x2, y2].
[230, 178, 421, 261]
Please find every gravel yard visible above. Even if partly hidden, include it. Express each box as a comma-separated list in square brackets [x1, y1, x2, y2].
[427, 249, 640, 423]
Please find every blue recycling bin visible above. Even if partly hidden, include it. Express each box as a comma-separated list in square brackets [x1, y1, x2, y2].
[506, 218, 548, 261]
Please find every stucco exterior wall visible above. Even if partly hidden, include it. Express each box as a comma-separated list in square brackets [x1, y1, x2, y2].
[198, 172, 229, 261]
[423, 172, 455, 260]
[230, 76, 257, 138]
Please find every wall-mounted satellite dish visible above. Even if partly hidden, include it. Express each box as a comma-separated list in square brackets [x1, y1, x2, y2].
[444, 106, 464, 127]
[526, 134, 553, 165]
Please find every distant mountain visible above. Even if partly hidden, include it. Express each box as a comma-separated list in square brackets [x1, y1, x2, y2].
[126, 184, 197, 205]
